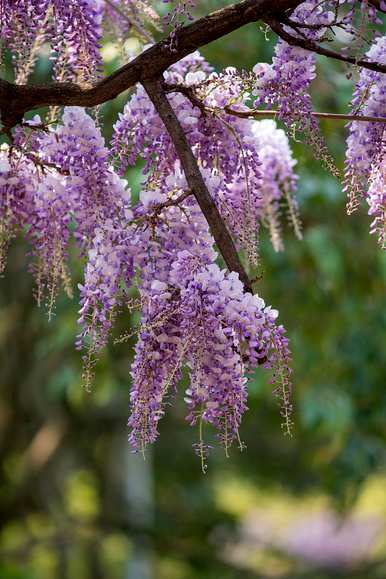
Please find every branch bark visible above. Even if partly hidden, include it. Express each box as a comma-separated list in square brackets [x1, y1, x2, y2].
[2, 0, 385, 131]
[143, 77, 253, 293]
[0, 0, 302, 130]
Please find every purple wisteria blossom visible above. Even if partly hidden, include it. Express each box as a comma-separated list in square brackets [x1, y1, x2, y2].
[345, 35, 386, 221]
[367, 145, 386, 249]
[252, 1, 333, 127]
[129, 248, 292, 465]
[51, 0, 103, 82]
[244, 119, 300, 251]
[0, 152, 32, 272]
[0, 0, 103, 82]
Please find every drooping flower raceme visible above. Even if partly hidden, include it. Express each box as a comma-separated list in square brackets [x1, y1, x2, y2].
[251, 1, 341, 175]
[51, 0, 103, 82]
[40, 107, 132, 251]
[252, 1, 333, 127]
[0, 0, 103, 83]
[367, 145, 386, 249]
[42, 108, 137, 377]
[3, 108, 136, 333]
[345, 35, 386, 221]
[129, 248, 292, 466]
[0, 152, 33, 272]
[244, 119, 300, 251]
[100, 174, 291, 460]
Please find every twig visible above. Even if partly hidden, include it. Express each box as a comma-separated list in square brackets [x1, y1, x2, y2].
[163, 82, 208, 116]
[104, 0, 154, 42]
[163, 83, 386, 124]
[24, 152, 70, 175]
[224, 106, 386, 123]
[129, 189, 193, 227]
[151, 188, 193, 212]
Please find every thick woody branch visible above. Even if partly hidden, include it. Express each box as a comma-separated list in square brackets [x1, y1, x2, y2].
[0, 0, 302, 130]
[143, 77, 253, 293]
[1, 0, 386, 131]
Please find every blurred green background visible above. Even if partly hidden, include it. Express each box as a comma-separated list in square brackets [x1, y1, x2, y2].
[1, 2, 386, 578]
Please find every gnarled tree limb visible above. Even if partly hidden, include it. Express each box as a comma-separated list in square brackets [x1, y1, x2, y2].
[0, 0, 302, 130]
[1, 0, 386, 132]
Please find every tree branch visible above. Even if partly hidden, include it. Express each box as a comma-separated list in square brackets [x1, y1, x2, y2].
[143, 77, 253, 293]
[0, 0, 302, 130]
[266, 18, 386, 73]
[128, 189, 193, 227]
[2, 0, 386, 131]
[163, 83, 386, 124]
[223, 106, 386, 124]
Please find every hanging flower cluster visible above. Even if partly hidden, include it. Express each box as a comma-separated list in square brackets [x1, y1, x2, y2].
[130, 254, 292, 468]
[0, 153, 33, 272]
[367, 144, 386, 249]
[345, 35, 386, 233]
[112, 52, 264, 263]
[124, 179, 292, 462]
[1, 0, 386, 463]
[252, 1, 333, 127]
[0, 99, 293, 461]
[246, 119, 300, 251]
[250, 1, 386, 241]
[252, 0, 381, 128]
[0, 0, 103, 83]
